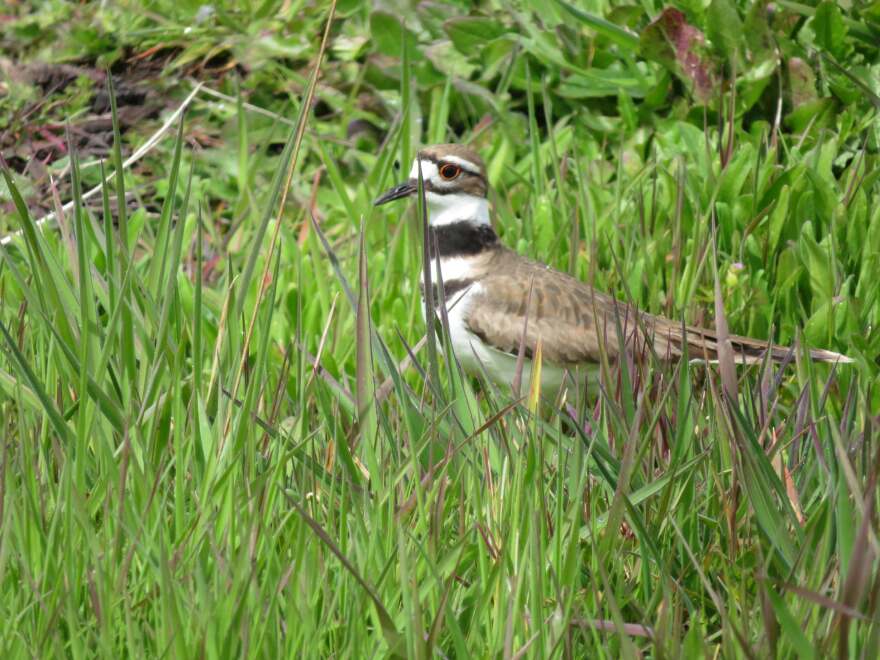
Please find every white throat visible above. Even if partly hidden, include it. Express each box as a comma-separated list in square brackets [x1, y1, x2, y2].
[408, 158, 490, 227]
[426, 192, 490, 227]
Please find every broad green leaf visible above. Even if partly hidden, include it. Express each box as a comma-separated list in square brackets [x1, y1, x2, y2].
[554, 0, 640, 51]
[768, 185, 791, 255]
[706, 0, 743, 63]
[370, 12, 421, 60]
[798, 226, 834, 302]
[806, 168, 838, 225]
[557, 68, 652, 99]
[443, 16, 508, 53]
[813, 1, 849, 60]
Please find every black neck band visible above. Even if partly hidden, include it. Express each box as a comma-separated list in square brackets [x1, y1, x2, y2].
[428, 221, 498, 258]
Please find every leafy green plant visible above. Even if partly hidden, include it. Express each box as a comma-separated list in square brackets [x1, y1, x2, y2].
[0, 0, 878, 656]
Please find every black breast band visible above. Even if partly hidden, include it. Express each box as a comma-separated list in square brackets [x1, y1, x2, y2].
[428, 222, 498, 258]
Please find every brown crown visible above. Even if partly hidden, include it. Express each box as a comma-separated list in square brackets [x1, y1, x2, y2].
[418, 144, 486, 178]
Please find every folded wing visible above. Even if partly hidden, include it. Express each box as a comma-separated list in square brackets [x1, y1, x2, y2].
[464, 250, 852, 366]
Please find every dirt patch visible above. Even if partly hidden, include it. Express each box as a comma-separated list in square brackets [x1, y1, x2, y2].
[1, 36, 256, 226]
[0, 52, 174, 219]
[0, 42, 247, 222]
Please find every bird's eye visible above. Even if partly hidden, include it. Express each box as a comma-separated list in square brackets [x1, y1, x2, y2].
[439, 163, 461, 180]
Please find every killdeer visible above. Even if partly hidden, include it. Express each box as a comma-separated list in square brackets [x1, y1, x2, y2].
[374, 144, 853, 392]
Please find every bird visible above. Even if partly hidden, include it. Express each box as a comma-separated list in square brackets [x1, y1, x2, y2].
[374, 143, 853, 393]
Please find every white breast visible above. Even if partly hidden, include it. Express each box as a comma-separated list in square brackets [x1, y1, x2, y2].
[421, 257, 574, 394]
[426, 256, 477, 283]
[443, 284, 570, 393]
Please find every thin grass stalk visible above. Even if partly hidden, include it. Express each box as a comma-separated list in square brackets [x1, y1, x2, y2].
[222, 0, 337, 441]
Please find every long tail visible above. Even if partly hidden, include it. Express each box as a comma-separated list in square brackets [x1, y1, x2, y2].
[649, 318, 854, 365]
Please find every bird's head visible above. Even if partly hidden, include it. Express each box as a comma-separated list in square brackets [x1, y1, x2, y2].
[374, 144, 489, 226]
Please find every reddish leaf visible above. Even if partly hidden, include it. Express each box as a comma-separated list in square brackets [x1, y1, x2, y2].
[640, 8, 717, 103]
[787, 57, 818, 108]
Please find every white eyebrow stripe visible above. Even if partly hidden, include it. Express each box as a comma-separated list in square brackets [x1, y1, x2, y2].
[410, 159, 438, 180]
[440, 155, 481, 175]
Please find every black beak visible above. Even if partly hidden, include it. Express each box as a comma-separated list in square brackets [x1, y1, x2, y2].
[374, 179, 417, 206]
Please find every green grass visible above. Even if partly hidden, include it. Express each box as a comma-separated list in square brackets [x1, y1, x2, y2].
[1, 0, 879, 657]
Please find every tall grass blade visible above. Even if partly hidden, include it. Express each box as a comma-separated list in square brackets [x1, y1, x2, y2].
[107, 73, 138, 394]
[0, 317, 71, 442]
[355, 221, 377, 455]
[285, 494, 404, 655]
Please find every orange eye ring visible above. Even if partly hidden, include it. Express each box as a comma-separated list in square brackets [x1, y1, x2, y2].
[439, 163, 461, 180]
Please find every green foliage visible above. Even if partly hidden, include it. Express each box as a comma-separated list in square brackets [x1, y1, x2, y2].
[0, 0, 879, 657]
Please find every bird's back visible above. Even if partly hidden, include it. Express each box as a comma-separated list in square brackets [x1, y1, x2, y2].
[463, 247, 851, 366]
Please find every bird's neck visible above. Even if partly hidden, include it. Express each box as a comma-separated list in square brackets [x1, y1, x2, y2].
[423, 195, 495, 258]
[416, 196, 496, 311]
[427, 221, 498, 259]
[427, 194, 490, 228]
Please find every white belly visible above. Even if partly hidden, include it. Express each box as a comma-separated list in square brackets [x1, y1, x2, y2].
[420, 259, 597, 395]
[424, 282, 572, 394]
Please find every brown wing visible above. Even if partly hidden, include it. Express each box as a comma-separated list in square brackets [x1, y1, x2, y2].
[464, 248, 852, 365]
[655, 322, 853, 364]
[464, 249, 649, 365]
